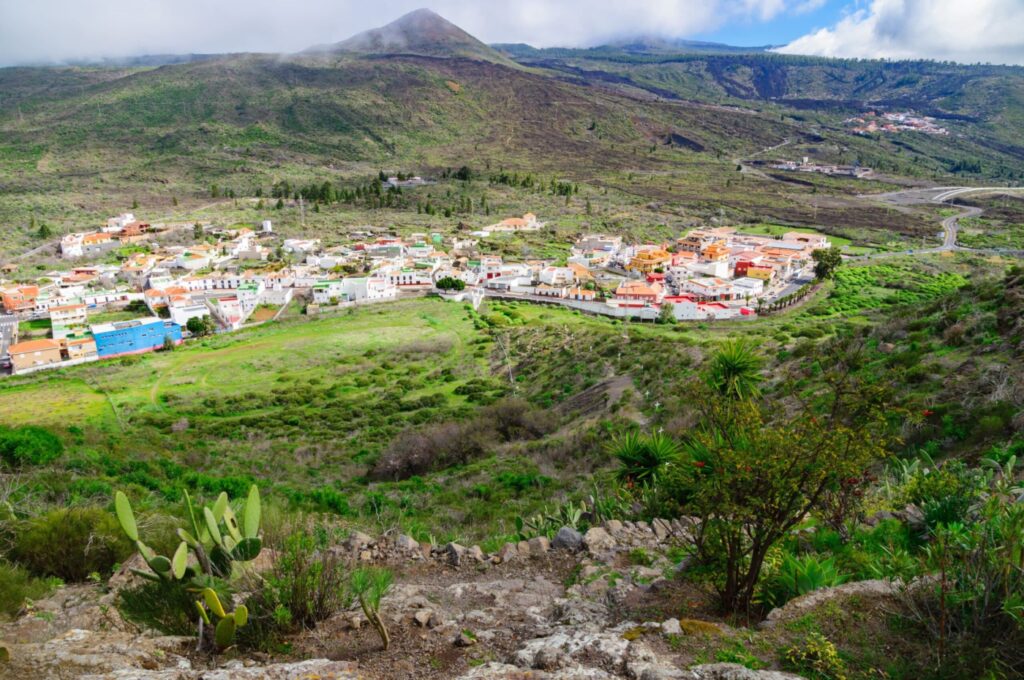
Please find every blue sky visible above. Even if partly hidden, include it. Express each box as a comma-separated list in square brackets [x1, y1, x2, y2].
[694, 1, 848, 47]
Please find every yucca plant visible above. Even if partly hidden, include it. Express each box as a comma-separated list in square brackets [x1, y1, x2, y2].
[705, 339, 763, 401]
[351, 567, 393, 650]
[613, 432, 680, 487]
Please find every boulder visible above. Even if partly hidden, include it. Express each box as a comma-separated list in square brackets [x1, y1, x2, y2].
[691, 663, 802, 679]
[603, 519, 624, 536]
[760, 579, 901, 629]
[497, 542, 518, 563]
[467, 545, 486, 562]
[528, 536, 551, 556]
[651, 518, 672, 542]
[583, 527, 615, 554]
[454, 630, 477, 647]
[345, 531, 374, 550]
[445, 542, 467, 567]
[552, 527, 583, 552]
[661, 618, 682, 636]
[395, 534, 419, 553]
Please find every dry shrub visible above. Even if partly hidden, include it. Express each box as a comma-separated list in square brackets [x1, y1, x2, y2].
[369, 398, 558, 481]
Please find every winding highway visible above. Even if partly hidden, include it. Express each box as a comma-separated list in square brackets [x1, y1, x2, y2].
[855, 185, 1024, 259]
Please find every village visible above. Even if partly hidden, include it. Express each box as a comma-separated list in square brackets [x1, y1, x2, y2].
[0, 210, 826, 376]
[845, 110, 950, 136]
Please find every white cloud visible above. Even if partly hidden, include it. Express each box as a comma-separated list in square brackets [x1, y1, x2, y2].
[777, 0, 1024, 65]
[0, 0, 817, 65]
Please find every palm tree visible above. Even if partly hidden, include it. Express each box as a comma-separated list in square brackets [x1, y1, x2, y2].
[706, 339, 763, 401]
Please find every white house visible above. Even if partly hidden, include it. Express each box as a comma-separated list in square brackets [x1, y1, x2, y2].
[685, 258, 731, 279]
[483, 213, 543, 233]
[175, 252, 211, 271]
[538, 266, 576, 286]
[682, 277, 734, 301]
[731, 277, 765, 299]
[282, 239, 321, 255]
[386, 267, 435, 287]
[207, 296, 246, 330]
[104, 213, 136, 233]
[170, 301, 212, 328]
[345, 276, 396, 302]
[311, 277, 396, 305]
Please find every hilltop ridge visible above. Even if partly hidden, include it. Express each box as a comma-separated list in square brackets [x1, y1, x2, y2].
[310, 8, 517, 66]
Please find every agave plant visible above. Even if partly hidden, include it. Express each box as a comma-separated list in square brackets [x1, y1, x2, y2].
[759, 553, 849, 609]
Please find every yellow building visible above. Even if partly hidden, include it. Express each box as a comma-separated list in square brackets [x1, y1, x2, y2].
[627, 249, 671, 273]
[745, 265, 776, 281]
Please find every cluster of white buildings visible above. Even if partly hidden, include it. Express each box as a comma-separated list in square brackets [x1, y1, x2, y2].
[847, 111, 949, 136]
[769, 157, 872, 179]
[1, 207, 836, 373]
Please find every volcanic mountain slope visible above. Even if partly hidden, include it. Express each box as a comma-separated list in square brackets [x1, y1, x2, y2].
[0, 7, 1022, 190]
[0, 23, 795, 180]
[310, 8, 518, 67]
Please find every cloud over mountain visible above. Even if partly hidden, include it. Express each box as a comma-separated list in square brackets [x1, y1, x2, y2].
[777, 0, 1024, 66]
[0, 0, 811, 65]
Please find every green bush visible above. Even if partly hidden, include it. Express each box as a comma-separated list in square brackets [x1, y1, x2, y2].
[0, 426, 63, 468]
[13, 507, 133, 581]
[118, 576, 202, 636]
[909, 467, 1024, 674]
[0, 560, 59, 619]
[782, 632, 847, 680]
[238, 532, 351, 651]
[904, 460, 985, 530]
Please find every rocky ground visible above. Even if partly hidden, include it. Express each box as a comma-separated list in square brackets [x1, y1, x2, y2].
[0, 519, 910, 679]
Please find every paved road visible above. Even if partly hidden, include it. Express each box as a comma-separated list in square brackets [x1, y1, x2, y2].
[12, 240, 58, 261]
[772, 274, 815, 300]
[853, 185, 1024, 260]
[734, 137, 792, 180]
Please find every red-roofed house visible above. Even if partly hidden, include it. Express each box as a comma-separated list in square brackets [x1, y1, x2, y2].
[613, 280, 664, 305]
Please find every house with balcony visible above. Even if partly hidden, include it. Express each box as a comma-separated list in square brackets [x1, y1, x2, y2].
[49, 303, 89, 340]
[626, 248, 671, 274]
[1, 285, 39, 313]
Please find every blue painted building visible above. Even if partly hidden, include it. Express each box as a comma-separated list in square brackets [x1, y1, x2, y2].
[91, 317, 182, 359]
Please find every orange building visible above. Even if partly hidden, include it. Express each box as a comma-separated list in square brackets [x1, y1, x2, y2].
[1, 285, 39, 313]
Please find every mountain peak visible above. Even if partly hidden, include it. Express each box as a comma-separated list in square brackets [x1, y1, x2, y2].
[321, 8, 514, 66]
